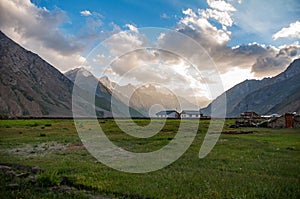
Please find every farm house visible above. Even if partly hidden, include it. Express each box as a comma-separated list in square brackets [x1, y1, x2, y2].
[267, 113, 300, 128]
[180, 110, 202, 118]
[156, 110, 180, 118]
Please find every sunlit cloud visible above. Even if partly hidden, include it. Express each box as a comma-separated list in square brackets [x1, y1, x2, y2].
[273, 21, 300, 40]
[80, 10, 92, 16]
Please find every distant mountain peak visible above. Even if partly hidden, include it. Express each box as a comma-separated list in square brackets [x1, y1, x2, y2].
[65, 67, 93, 78]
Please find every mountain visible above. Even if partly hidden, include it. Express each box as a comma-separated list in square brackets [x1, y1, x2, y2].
[99, 77, 199, 117]
[202, 59, 300, 117]
[3, 29, 297, 119]
[0, 31, 77, 118]
[0, 31, 143, 118]
[65, 68, 111, 98]
[65, 68, 145, 117]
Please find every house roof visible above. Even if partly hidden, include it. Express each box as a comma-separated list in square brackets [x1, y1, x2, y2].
[156, 110, 178, 115]
[261, 113, 281, 118]
[181, 110, 201, 115]
[241, 111, 259, 115]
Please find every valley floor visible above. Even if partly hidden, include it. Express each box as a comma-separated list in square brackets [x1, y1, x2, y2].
[0, 119, 299, 198]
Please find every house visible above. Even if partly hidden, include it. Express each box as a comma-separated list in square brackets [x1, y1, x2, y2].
[236, 111, 261, 127]
[267, 116, 286, 128]
[156, 110, 180, 118]
[180, 110, 202, 118]
[240, 111, 260, 119]
[293, 115, 300, 128]
[267, 113, 300, 128]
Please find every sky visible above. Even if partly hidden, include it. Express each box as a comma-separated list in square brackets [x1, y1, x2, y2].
[0, 0, 300, 106]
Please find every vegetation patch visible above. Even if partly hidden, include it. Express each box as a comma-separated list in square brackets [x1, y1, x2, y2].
[0, 119, 299, 198]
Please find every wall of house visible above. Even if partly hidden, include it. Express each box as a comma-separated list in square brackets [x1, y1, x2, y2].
[181, 114, 200, 118]
[268, 116, 285, 128]
[168, 112, 178, 118]
[293, 116, 300, 128]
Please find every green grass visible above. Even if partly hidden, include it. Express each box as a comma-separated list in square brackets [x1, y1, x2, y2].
[0, 119, 299, 198]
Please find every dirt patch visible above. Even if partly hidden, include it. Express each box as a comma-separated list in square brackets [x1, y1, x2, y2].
[66, 142, 84, 150]
[5, 142, 67, 157]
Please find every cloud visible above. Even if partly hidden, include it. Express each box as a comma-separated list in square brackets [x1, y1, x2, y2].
[160, 13, 170, 19]
[179, 8, 231, 45]
[104, 49, 209, 106]
[92, 0, 300, 98]
[273, 21, 300, 40]
[160, 3, 300, 79]
[102, 30, 146, 56]
[201, 8, 234, 27]
[1, 0, 299, 99]
[0, 0, 86, 71]
[108, 49, 185, 77]
[232, 0, 300, 42]
[80, 10, 92, 16]
[207, 0, 236, 12]
[125, 24, 139, 33]
[251, 44, 300, 77]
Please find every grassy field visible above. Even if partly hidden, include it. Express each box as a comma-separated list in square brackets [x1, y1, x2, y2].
[0, 119, 299, 198]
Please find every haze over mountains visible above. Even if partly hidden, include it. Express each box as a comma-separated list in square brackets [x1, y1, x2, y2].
[0, 31, 299, 118]
[65, 68, 198, 117]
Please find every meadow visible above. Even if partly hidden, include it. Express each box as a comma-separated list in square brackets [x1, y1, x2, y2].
[0, 119, 299, 198]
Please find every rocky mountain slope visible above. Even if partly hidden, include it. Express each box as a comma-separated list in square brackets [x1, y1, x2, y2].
[0, 31, 124, 118]
[202, 58, 300, 117]
[0, 31, 76, 118]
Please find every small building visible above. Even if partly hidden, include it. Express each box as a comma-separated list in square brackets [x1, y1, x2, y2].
[293, 115, 300, 128]
[236, 111, 261, 127]
[267, 113, 300, 128]
[156, 110, 180, 118]
[180, 110, 202, 118]
[240, 111, 260, 119]
[267, 116, 286, 128]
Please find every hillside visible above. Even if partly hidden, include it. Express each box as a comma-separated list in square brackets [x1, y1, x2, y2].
[202, 59, 300, 117]
[0, 31, 75, 118]
[0, 31, 146, 118]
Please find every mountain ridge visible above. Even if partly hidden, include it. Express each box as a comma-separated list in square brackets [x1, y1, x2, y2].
[1, 30, 299, 118]
[202, 58, 300, 117]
